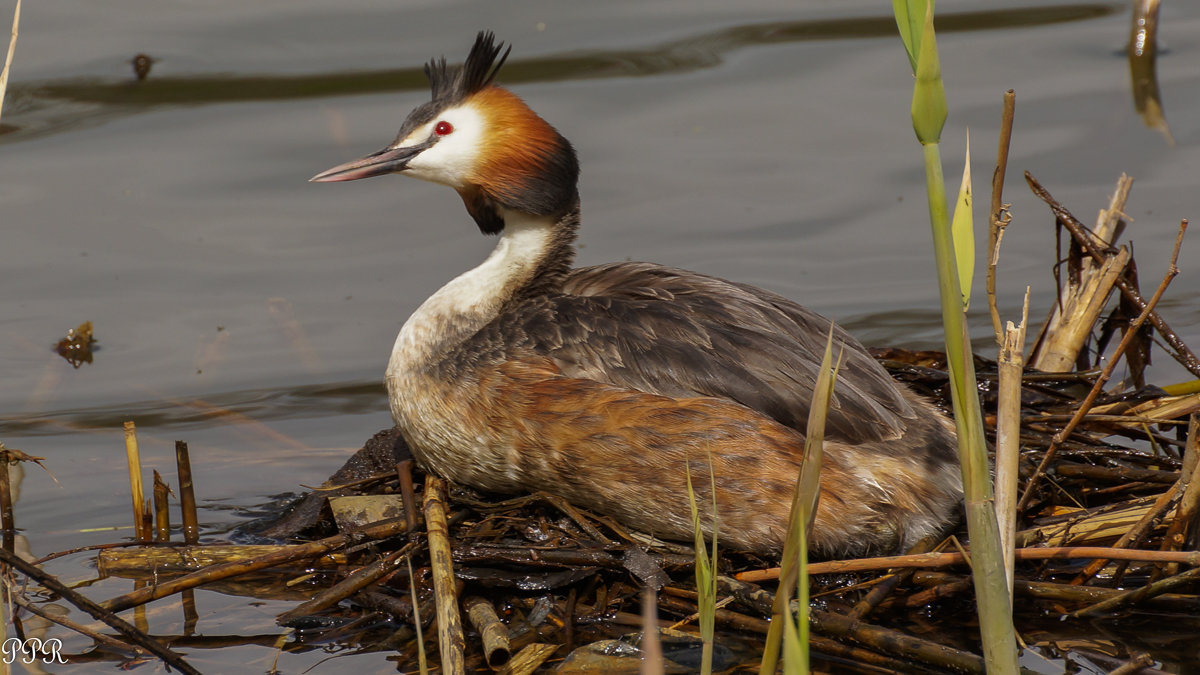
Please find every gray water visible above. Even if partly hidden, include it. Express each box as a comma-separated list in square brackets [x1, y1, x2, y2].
[2, 1, 1200, 672]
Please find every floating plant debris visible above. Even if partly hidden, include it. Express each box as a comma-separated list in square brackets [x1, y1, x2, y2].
[54, 320, 96, 368]
[131, 53, 153, 81]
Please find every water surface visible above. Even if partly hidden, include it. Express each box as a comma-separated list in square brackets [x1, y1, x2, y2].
[2, 1, 1199, 671]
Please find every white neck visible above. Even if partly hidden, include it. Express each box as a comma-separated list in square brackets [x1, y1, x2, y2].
[388, 210, 556, 376]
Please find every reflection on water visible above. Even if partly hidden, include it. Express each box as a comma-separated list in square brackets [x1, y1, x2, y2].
[0, 379, 388, 437]
[2, 5, 1116, 142]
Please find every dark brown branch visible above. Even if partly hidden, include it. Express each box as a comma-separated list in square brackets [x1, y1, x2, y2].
[736, 546, 1200, 581]
[987, 89, 1016, 342]
[0, 546, 201, 675]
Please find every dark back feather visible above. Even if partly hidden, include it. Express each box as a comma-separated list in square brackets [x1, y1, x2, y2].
[439, 262, 920, 446]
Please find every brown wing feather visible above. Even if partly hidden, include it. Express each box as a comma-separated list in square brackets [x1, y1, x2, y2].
[484, 262, 916, 445]
[453, 357, 956, 556]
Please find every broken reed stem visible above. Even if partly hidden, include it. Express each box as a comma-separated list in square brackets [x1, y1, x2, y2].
[1017, 219, 1188, 512]
[101, 515, 408, 613]
[1026, 173, 1200, 377]
[995, 289, 1029, 598]
[123, 421, 148, 542]
[464, 596, 512, 669]
[1028, 174, 1131, 371]
[1161, 414, 1200, 577]
[175, 440, 199, 544]
[153, 471, 170, 542]
[1032, 247, 1131, 372]
[735, 545, 1200, 581]
[423, 475, 466, 675]
[0, 546, 202, 675]
[987, 89, 1016, 343]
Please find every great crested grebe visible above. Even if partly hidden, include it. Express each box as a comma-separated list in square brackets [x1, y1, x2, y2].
[312, 32, 962, 557]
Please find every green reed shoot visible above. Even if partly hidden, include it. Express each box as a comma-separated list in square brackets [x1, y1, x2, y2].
[892, 1, 1018, 671]
[761, 328, 839, 675]
[685, 451, 719, 675]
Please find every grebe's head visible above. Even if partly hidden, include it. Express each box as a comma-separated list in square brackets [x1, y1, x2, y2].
[311, 31, 579, 234]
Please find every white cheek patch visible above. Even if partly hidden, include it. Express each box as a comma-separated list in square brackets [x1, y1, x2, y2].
[399, 105, 485, 189]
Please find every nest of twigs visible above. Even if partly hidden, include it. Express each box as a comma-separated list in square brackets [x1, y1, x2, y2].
[7, 174, 1200, 674]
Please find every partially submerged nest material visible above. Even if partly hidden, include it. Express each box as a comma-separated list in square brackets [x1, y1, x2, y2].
[10, 177, 1200, 673]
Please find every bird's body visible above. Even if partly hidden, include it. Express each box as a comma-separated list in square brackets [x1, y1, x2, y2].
[313, 32, 963, 557]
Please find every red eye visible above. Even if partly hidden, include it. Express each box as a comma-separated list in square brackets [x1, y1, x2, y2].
[434, 120, 454, 136]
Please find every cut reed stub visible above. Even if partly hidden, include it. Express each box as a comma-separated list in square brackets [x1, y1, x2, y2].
[464, 595, 511, 669]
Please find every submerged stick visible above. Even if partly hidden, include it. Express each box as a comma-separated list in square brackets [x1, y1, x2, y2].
[1018, 219, 1187, 512]
[424, 475, 465, 674]
[0, 546, 201, 675]
[175, 440, 199, 544]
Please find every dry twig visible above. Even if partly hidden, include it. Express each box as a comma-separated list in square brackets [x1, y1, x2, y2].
[1018, 219, 1188, 511]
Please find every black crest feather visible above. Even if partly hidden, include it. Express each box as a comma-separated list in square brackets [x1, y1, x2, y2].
[425, 31, 511, 104]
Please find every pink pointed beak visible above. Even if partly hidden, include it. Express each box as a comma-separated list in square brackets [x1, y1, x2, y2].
[310, 140, 432, 182]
